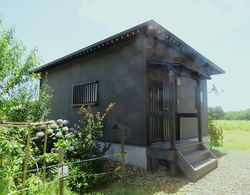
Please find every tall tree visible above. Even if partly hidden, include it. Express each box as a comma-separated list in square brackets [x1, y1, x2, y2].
[0, 18, 52, 121]
[0, 19, 38, 97]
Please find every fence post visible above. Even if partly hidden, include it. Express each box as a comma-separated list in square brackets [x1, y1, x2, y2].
[22, 126, 32, 195]
[120, 136, 126, 184]
[59, 148, 64, 195]
[0, 129, 3, 168]
[42, 124, 48, 183]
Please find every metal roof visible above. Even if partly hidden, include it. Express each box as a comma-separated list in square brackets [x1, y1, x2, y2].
[31, 20, 225, 75]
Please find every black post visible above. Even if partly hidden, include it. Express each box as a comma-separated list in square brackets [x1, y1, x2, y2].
[197, 79, 202, 142]
[169, 69, 177, 149]
[169, 69, 177, 176]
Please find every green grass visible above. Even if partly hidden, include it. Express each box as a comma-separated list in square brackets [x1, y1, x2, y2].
[220, 129, 250, 150]
[214, 120, 250, 131]
[213, 120, 250, 150]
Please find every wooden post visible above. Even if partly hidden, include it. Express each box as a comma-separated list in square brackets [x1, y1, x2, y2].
[0, 130, 3, 168]
[120, 136, 126, 184]
[170, 151, 177, 176]
[197, 80, 202, 143]
[169, 69, 177, 150]
[22, 127, 32, 195]
[59, 148, 64, 195]
[42, 125, 48, 183]
[169, 69, 177, 176]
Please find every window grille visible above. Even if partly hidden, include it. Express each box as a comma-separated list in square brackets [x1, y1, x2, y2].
[72, 80, 98, 106]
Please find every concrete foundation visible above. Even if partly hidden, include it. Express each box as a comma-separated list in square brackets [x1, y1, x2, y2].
[99, 142, 147, 169]
[99, 136, 209, 170]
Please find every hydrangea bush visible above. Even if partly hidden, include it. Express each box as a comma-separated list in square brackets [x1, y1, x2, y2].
[0, 103, 115, 193]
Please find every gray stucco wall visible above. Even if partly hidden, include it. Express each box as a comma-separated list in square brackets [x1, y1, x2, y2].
[42, 35, 209, 147]
[177, 77, 208, 139]
[177, 77, 197, 114]
[43, 40, 147, 146]
[177, 77, 198, 139]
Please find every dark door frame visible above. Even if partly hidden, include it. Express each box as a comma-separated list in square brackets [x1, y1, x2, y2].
[146, 78, 170, 145]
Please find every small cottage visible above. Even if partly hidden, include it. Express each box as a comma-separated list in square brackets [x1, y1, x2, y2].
[33, 20, 224, 181]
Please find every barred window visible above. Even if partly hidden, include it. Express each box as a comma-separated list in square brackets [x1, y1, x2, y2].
[72, 81, 98, 106]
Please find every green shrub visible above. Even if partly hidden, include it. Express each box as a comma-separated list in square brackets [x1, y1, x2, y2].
[0, 103, 115, 194]
[208, 117, 223, 149]
[0, 127, 25, 193]
[66, 103, 115, 193]
[0, 78, 52, 122]
[25, 175, 75, 195]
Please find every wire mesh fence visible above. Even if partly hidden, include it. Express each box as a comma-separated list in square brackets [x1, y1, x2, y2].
[0, 120, 126, 195]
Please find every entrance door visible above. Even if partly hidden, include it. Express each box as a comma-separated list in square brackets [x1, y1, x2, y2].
[147, 79, 170, 144]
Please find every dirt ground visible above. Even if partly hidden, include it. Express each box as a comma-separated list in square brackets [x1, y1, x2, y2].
[100, 151, 250, 194]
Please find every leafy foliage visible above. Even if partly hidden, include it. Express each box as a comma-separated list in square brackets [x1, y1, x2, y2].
[208, 106, 224, 120]
[0, 120, 73, 193]
[0, 18, 52, 122]
[223, 109, 250, 120]
[25, 175, 75, 195]
[66, 103, 115, 193]
[27, 78, 53, 122]
[0, 79, 52, 122]
[0, 103, 115, 194]
[209, 106, 250, 121]
[0, 127, 26, 192]
[208, 117, 223, 149]
[0, 17, 115, 194]
[209, 120, 250, 150]
[0, 19, 38, 100]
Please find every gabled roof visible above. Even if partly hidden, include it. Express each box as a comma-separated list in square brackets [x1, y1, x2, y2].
[31, 20, 225, 75]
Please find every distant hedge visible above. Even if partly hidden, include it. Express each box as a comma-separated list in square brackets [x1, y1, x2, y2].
[208, 106, 250, 120]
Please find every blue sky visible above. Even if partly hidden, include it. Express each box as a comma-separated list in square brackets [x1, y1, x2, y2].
[1, 0, 249, 111]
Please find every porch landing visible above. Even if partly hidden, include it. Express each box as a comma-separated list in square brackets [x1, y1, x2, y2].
[147, 139, 218, 181]
[150, 139, 198, 149]
[147, 139, 198, 161]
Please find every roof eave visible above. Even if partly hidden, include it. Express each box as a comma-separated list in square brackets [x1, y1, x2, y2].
[31, 20, 155, 73]
[31, 20, 225, 76]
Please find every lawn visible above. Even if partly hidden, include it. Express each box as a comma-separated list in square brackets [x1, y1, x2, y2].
[213, 120, 250, 131]
[220, 129, 250, 150]
[214, 120, 250, 150]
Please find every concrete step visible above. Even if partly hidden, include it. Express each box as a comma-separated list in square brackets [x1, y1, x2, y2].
[176, 143, 218, 182]
[184, 150, 210, 165]
[193, 158, 218, 179]
[178, 142, 203, 154]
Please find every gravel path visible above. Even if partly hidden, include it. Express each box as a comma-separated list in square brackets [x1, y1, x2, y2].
[109, 151, 250, 194]
[178, 151, 250, 194]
